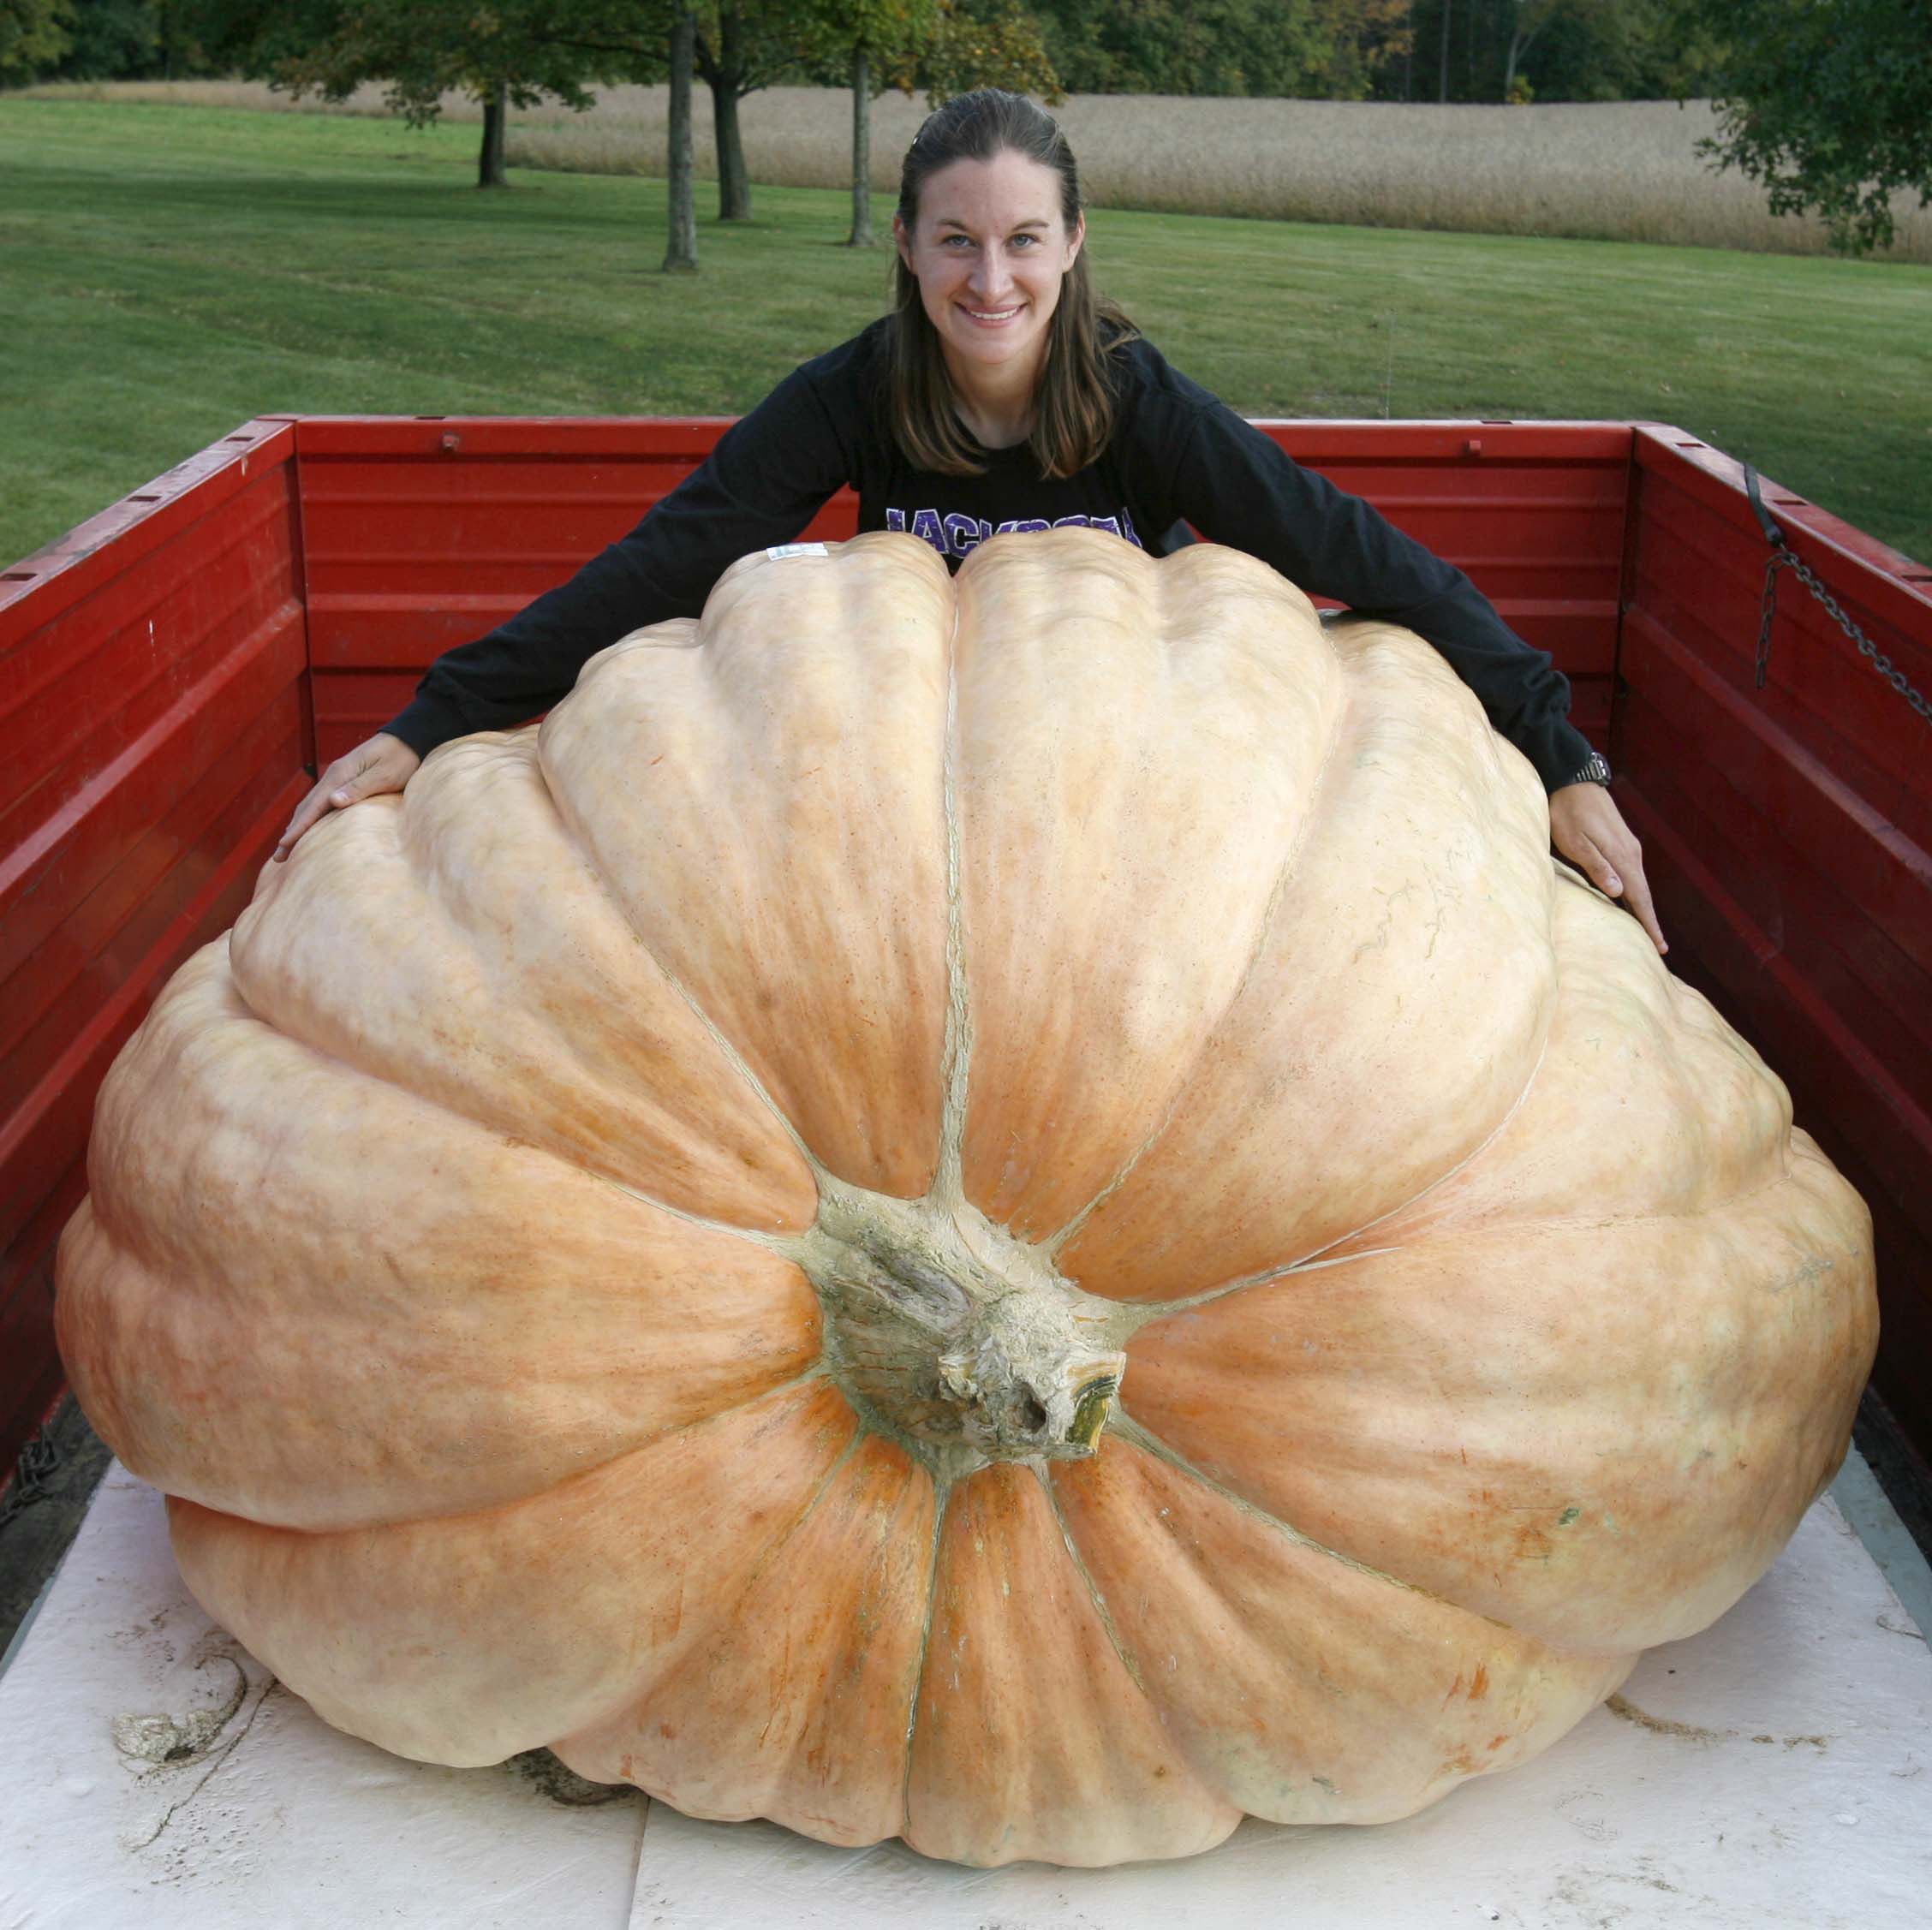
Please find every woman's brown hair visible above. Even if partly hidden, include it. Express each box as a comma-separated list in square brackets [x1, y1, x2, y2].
[885, 89, 1138, 480]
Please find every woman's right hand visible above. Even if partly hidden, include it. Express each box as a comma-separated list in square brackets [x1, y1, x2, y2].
[274, 732, 422, 862]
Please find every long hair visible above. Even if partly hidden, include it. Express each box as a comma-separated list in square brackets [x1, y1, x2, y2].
[885, 90, 1138, 480]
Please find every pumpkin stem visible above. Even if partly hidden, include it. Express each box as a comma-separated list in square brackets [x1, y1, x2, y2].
[792, 1175, 1130, 1482]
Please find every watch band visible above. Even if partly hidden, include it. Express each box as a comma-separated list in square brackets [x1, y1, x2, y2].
[1566, 750, 1613, 787]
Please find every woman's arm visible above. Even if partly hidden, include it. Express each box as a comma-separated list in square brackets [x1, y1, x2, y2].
[276, 361, 854, 858]
[1163, 402, 1596, 786]
[1157, 401, 1664, 950]
[391, 365, 854, 753]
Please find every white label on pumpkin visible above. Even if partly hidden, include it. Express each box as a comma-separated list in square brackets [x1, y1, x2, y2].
[764, 542, 828, 560]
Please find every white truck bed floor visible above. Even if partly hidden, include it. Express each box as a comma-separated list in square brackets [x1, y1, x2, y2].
[3, 1462, 1928, 1930]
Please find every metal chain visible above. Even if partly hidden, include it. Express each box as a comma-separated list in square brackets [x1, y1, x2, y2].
[1755, 551, 1785, 689]
[1745, 465, 1932, 724]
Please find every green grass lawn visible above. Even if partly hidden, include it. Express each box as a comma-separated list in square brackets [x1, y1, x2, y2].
[3, 98, 1929, 566]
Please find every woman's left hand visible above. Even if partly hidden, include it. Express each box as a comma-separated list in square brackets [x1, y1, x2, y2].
[1547, 783, 1667, 956]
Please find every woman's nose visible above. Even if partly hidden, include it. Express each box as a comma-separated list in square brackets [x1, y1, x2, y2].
[969, 252, 1012, 300]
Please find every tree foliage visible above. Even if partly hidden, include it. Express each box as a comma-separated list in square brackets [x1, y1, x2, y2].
[918, 0, 1060, 104]
[1, 0, 72, 81]
[1024, 0, 1707, 105]
[1688, 0, 1932, 254]
[1365, 0, 1718, 106]
[104, 1, 385, 86]
[256, 2, 630, 128]
[1518, 0, 1719, 103]
[1029, 0, 1332, 98]
[1315, 0, 1411, 102]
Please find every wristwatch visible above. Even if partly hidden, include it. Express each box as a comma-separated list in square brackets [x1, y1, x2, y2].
[1565, 751, 1613, 787]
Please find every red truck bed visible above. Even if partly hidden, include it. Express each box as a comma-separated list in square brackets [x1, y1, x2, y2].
[3, 417, 1928, 1477]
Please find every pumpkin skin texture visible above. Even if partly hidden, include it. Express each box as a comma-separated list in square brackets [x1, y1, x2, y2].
[55, 529, 1877, 1869]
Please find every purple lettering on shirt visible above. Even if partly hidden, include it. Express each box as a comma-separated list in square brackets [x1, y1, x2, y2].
[881, 508, 1142, 551]
[944, 513, 985, 557]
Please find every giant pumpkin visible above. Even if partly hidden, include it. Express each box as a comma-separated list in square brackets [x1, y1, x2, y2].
[57, 529, 1876, 1867]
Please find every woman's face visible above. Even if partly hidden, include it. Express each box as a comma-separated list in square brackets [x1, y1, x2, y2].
[893, 149, 1086, 395]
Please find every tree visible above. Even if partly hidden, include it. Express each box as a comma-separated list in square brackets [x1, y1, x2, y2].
[1502, 0, 1561, 98]
[1, 0, 73, 80]
[802, 1, 940, 246]
[1688, 0, 1931, 253]
[694, 3, 812, 223]
[227, 1, 641, 190]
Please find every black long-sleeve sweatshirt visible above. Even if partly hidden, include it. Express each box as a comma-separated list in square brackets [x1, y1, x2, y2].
[385, 320, 1599, 793]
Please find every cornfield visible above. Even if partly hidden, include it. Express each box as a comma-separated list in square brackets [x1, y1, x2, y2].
[25, 80, 1932, 263]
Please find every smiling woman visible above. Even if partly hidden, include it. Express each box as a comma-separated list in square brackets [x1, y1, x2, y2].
[273, 87, 1659, 950]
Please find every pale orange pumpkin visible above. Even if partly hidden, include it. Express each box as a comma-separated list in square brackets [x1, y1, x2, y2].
[56, 529, 1877, 1867]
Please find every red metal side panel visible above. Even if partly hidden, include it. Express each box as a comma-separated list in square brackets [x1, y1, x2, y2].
[0, 423, 311, 1480]
[1618, 428, 1932, 1455]
[298, 417, 1631, 765]
[296, 417, 856, 764]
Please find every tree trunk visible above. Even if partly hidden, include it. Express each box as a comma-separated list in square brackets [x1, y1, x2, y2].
[479, 84, 509, 189]
[1438, 0, 1452, 102]
[713, 86, 751, 220]
[1505, 5, 1545, 98]
[665, 9, 699, 271]
[710, 5, 752, 221]
[849, 45, 874, 247]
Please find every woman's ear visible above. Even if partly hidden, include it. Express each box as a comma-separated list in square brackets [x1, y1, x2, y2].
[891, 211, 913, 272]
[1065, 211, 1086, 269]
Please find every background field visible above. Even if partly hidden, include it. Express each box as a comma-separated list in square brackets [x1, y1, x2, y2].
[2, 96, 1927, 568]
[30, 79, 1932, 263]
